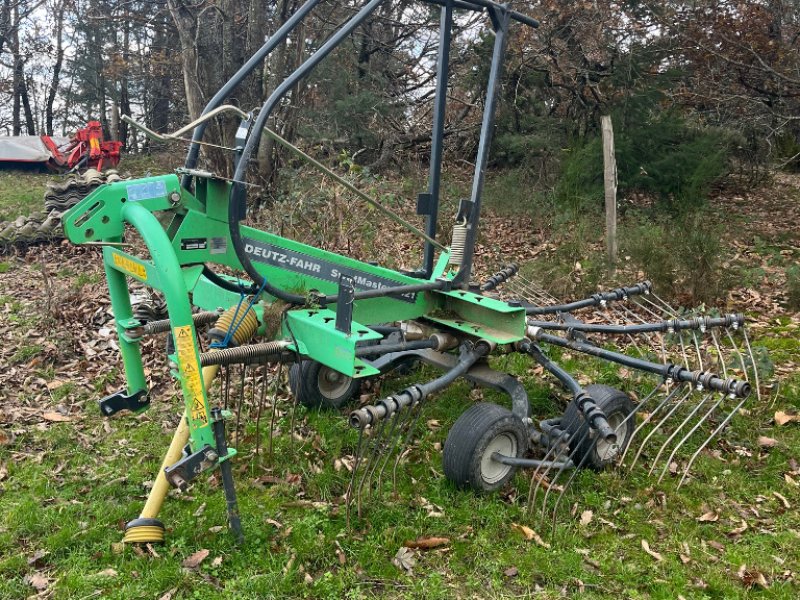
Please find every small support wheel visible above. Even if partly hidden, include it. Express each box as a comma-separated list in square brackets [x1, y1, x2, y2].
[443, 403, 528, 492]
[289, 361, 360, 409]
[562, 384, 636, 470]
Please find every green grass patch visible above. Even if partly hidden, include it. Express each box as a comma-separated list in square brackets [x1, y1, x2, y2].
[0, 170, 49, 221]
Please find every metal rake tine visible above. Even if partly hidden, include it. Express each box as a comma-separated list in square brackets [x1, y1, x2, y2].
[550, 434, 602, 538]
[647, 392, 713, 476]
[539, 426, 592, 525]
[508, 281, 555, 309]
[610, 298, 674, 364]
[619, 384, 684, 465]
[366, 406, 407, 494]
[710, 329, 728, 378]
[657, 392, 724, 483]
[345, 427, 366, 529]
[678, 395, 749, 488]
[526, 428, 573, 517]
[742, 327, 762, 403]
[235, 365, 247, 451]
[542, 382, 665, 527]
[530, 422, 582, 519]
[514, 273, 561, 304]
[254, 360, 274, 461]
[268, 365, 282, 462]
[528, 394, 591, 517]
[390, 396, 428, 493]
[627, 386, 692, 471]
[355, 416, 390, 514]
[630, 298, 691, 366]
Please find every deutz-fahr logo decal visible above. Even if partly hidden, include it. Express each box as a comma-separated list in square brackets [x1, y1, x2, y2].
[243, 238, 416, 303]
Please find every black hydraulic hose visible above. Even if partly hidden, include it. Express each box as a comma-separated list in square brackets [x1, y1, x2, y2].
[201, 266, 259, 295]
[228, 0, 385, 300]
[355, 338, 438, 358]
[527, 313, 746, 335]
[525, 281, 652, 316]
[530, 330, 751, 398]
[349, 341, 491, 428]
[182, 0, 321, 187]
[520, 340, 616, 442]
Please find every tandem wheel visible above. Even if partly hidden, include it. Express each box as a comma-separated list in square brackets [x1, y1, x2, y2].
[443, 402, 528, 492]
[289, 360, 361, 409]
[562, 384, 636, 470]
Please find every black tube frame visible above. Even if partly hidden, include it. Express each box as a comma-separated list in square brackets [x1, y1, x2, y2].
[182, 0, 538, 301]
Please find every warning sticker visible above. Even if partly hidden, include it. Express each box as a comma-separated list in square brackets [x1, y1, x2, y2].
[174, 325, 208, 426]
[112, 252, 147, 280]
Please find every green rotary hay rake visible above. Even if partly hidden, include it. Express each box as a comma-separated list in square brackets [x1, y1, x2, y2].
[61, 0, 763, 544]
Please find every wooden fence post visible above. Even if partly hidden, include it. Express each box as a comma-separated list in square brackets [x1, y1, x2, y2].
[601, 115, 617, 267]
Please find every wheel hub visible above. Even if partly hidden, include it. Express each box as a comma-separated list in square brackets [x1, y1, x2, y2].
[482, 432, 517, 484]
[596, 412, 627, 461]
[317, 367, 351, 399]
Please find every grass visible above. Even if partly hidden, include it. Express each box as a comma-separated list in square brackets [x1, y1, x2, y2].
[0, 170, 49, 221]
[0, 349, 798, 599]
[0, 162, 799, 598]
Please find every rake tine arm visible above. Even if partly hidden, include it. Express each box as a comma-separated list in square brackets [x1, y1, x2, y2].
[520, 341, 617, 443]
[526, 314, 745, 336]
[481, 263, 519, 292]
[523, 281, 652, 316]
[349, 341, 492, 429]
[529, 329, 751, 399]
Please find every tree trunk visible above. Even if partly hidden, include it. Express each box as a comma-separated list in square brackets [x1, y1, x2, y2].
[167, 0, 205, 121]
[46, 0, 66, 136]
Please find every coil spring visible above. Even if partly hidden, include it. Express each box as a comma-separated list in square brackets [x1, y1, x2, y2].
[448, 220, 468, 266]
[208, 303, 259, 346]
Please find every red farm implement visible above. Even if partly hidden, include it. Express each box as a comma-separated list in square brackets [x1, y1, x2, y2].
[0, 121, 122, 172]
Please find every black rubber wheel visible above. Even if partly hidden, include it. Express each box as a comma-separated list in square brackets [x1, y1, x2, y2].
[288, 361, 360, 409]
[562, 384, 636, 470]
[443, 403, 528, 493]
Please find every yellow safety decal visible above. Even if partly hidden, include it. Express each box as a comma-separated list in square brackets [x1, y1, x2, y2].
[174, 325, 208, 426]
[112, 253, 147, 280]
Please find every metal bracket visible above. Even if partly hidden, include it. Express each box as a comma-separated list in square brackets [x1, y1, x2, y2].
[335, 275, 355, 335]
[98, 389, 150, 417]
[164, 444, 219, 489]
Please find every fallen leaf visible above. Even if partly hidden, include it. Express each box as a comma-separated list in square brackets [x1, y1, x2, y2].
[0, 430, 14, 445]
[157, 588, 177, 600]
[24, 573, 49, 591]
[511, 523, 550, 548]
[774, 411, 799, 426]
[42, 411, 72, 422]
[773, 491, 791, 509]
[758, 436, 778, 448]
[641, 539, 663, 562]
[27, 550, 48, 567]
[392, 547, 416, 574]
[208, 526, 224, 533]
[404, 537, 450, 550]
[182, 549, 210, 569]
[211, 556, 223, 568]
[504, 566, 519, 577]
[738, 564, 769, 589]
[95, 568, 118, 577]
[728, 520, 749, 537]
[193, 503, 206, 517]
[579, 510, 593, 527]
[697, 511, 719, 523]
